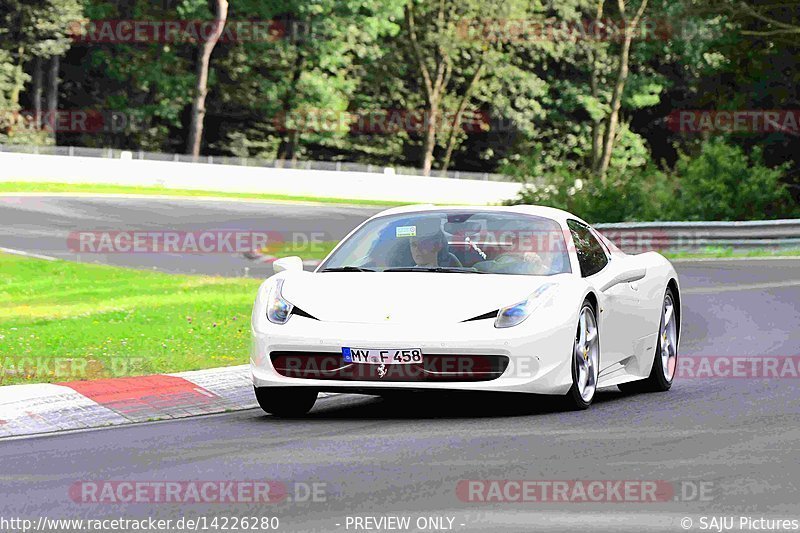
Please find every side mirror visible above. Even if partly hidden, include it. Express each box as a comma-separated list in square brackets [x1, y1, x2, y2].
[600, 267, 646, 292]
[273, 256, 304, 274]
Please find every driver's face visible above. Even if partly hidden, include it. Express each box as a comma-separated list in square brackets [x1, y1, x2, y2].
[410, 236, 441, 266]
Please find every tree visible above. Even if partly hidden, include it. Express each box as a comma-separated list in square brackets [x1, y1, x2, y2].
[592, 0, 650, 180]
[0, 50, 17, 133]
[403, 0, 454, 175]
[687, 0, 800, 198]
[187, 0, 229, 157]
[58, 0, 198, 151]
[499, 0, 662, 182]
[214, 0, 405, 162]
[674, 139, 794, 220]
[0, 0, 82, 140]
[401, 0, 550, 175]
[737, 1, 800, 42]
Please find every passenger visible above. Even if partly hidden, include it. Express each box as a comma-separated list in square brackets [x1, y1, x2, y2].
[489, 232, 563, 275]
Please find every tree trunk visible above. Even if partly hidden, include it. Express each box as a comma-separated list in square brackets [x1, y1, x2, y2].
[276, 45, 306, 164]
[589, 1, 605, 171]
[10, 46, 26, 108]
[421, 102, 439, 176]
[440, 61, 485, 175]
[591, 122, 603, 170]
[595, 0, 648, 181]
[33, 57, 43, 130]
[438, 108, 461, 176]
[595, 35, 632, 180]
[187, 0, 229, 158]
[589, 70, 603, 170]
[46, 55, 60, 137]
[405, 2, 452, 176]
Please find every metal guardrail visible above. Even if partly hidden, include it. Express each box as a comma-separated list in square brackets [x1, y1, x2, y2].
[0, 143, 514, 182]
[594, 220, 800, 253]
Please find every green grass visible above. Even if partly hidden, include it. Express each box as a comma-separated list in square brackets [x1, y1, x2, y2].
[0, 181, 408, 207]
[0, 253, 261, 385]
[663, 247, 800, 260]
[261, 241, 337, 261]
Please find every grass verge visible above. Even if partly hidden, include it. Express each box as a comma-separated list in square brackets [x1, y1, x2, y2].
[663, 247, 800, 260]
[0, 253, 261, 385]
[0, 181, 407, 207]
[260, 241, 337, 262]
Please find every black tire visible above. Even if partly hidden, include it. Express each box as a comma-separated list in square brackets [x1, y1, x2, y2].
[254, 387, 318, 417]
[618, 287, 678, 394]
[564, 300, 599, 411]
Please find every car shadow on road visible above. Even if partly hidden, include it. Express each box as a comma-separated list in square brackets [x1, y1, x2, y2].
[254, 388, 630, 421]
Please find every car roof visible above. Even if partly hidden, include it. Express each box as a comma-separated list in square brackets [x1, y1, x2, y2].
[368, 204, 588, 227]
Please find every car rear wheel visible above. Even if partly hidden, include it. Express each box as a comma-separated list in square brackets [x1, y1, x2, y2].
[254, 387, 317, 417]
[619, 287, 678, 394]
[565, 302, 599, 410]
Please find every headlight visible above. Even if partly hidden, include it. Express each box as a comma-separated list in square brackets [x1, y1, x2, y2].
[266, 279, 294, 324]
[494, 283, 556, 329]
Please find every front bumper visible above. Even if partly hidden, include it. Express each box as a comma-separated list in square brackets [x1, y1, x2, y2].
[251, 313, 575, 395]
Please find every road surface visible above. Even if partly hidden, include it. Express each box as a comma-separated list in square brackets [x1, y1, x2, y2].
[1, 195, 799, 532]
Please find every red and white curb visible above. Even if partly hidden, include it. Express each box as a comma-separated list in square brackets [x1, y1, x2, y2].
[0, 365, 333, 439]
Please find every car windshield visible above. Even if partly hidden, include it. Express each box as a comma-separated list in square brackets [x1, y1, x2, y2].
[320, 211, 572, 276]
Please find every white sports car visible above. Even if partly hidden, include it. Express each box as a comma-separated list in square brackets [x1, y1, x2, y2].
[251, 205, 680, 415]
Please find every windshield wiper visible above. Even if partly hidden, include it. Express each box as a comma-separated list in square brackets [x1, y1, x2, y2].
[320, 266, 376, 273]
[383, 267, 486, 274]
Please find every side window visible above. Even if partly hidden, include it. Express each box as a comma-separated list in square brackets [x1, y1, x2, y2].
[567, 220, 609, 277]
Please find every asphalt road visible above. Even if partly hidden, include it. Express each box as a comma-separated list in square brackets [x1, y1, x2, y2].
[0, 194, 381, 277]
[2, 195, 800, 532]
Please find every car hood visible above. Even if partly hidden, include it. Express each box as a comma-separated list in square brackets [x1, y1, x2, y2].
[280, 271, 566, 324]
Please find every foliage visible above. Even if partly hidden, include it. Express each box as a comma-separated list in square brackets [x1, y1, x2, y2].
[0, 0, 82, 99]
[672, 139, 795, 220]
[1, 0, 798, 220]
[506, 159, 676, 223]
[213, 0, 406, 160]
[508, 139, 796, 222]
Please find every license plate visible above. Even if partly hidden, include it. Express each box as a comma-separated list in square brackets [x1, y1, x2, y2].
[342, 348, 423, 365]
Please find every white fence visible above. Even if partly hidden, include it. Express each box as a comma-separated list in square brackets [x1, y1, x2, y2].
[0, 151, 523, 205]
[0, 144, 512, 182]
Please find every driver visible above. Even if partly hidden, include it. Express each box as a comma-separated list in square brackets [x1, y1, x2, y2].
[408, 219, 461, 268]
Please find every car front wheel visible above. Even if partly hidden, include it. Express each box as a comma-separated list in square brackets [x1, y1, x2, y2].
[565, 301, 600, 410]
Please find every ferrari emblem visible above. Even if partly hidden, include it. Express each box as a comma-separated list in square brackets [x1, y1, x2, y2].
[377, 364, 387, 378]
